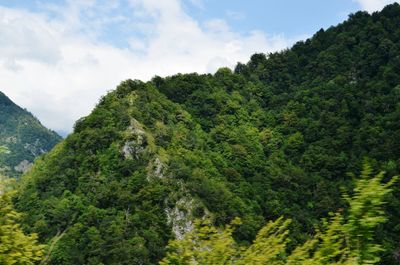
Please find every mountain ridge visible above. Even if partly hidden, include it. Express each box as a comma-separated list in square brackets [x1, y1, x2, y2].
[0, 91, 61, 176]
[15, 3, 400, 264]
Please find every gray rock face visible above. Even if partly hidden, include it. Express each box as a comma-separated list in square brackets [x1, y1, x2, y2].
[165, 197, 195, 240]
[121, 118, 207, 241]
[14, 160, 33, 173]
[147, 157, 166, 181]
[24, 139, 47, 157]
[122, 140, 145, 159]
[122, 119, 147, 159]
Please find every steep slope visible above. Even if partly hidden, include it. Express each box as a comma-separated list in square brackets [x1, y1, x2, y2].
[15, 3, 400, 265]
[0, 92, 61, 176]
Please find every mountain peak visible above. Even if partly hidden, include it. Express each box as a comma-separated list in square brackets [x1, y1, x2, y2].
[0, 91, 61, 176]
[0, 91, 16, 107]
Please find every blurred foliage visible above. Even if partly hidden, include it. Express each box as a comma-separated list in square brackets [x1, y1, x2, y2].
[0, 177, 45, 264]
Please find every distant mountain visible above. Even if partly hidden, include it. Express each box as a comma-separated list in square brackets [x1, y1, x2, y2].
[14, 3, 400, 265]
[0, 91, 61, 176]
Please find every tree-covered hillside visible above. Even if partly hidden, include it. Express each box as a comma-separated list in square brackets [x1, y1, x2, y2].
[14, 3, 400, 264]
[0, 92, 61, 176]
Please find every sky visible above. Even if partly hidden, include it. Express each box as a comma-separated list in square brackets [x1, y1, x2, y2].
[0, 0, 398, 136]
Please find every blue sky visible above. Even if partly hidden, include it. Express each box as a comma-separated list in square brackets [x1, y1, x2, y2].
[185, 0, 360, 37]
[0, 0, 397, 135]
[0, 0, 363, 49]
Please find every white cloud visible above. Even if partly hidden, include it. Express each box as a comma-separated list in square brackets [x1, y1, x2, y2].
[0, 8, 61, 69]
[354, 0, 398, 12]
[0, 0, 294, 135]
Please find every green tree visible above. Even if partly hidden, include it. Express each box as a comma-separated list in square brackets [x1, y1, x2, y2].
[0, 146, 10, 154]
[0, 177, 45, 265]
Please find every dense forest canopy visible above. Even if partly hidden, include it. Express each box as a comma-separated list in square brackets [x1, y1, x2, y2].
[12, 3, 400, 264]
[0, 92, 61, 177]
[161, 164, 398, 265]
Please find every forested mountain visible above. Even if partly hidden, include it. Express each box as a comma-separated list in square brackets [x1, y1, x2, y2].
[0, 92, 61, 176]
[14, 3, 400, 264]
